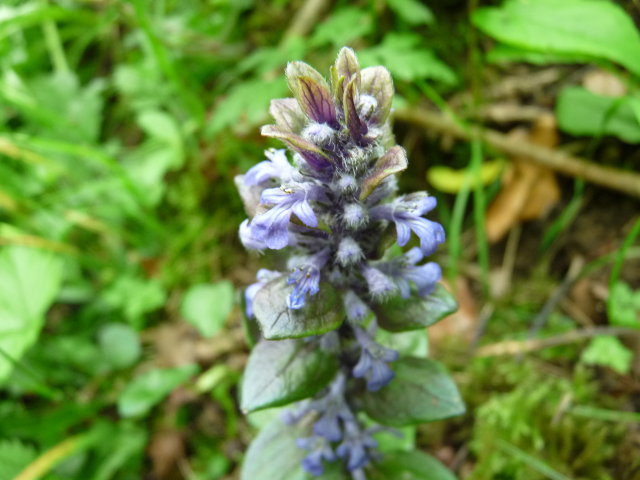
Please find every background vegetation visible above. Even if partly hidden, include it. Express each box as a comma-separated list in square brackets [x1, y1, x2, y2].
[0, 0, 639, 479]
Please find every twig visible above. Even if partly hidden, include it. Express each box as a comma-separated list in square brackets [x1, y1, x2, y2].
[394, 108, 640, 198]
[281, 0, 331, 44]
[476, 326, 640, 357]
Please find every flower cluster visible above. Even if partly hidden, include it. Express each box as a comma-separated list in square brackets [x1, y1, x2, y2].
[237, 48, 446, 478]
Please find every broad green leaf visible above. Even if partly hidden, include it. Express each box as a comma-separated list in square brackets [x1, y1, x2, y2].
[241, 339, 338, 412]
[581, 336, 633, 375]
[386, 0, 434, 26]
[472, 0, 640, 77]
[360, 34, 457, 85]
[117, 364, 199, 417]
[369, 450, 456, 480]
[0, 245, 62, 384]
[377, 329, 428, 358]
[362, 357, 465, 427]
[242, 418, 349, 480]
[556, 87, 640, 143]
[98, 323, 141, 369]
[0, 439, 37, 480]
[486, 44, 593, 66]
[252, 277, 345, 340]
[241, 418, 309, 480]
[181, 281, 234, 338]
[375, 284, 458, 332]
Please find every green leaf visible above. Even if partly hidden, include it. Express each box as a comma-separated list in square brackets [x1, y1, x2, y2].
[311, 7, 373, 47]
[136, 109, 184, 168]
[607, 282, 640, 328]
[117, 364, 199, 417]
[581, 336, 633, 375]
[209, 78, 287, 134]
[102, 275, 166, 329]
[360, 34, 457, 85]
[0, 439, 37, 480]
[369, 450, 456, 480]
[386, 0, 434, 26]
[241, 418, 308, 480]
[241, 339, 338, 413]
[472, 0, 640, 77]
[375, 284, 458, 332]
[556, 87, 640, 143]
[242, 418, 350, 480]
[252, 277, 345, 340]
[0, 245, 62, 384]
[181, 281, 234, 338]
[362, 357, 465, 427]
[97, 323, 141, 370]
[486, 44, 593, 66]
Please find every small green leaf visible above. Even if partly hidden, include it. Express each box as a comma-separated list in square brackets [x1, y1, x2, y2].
[102, 275, 166, 328]
[209, 78, 287, 134]
[252, 277, 345, 340]
[360, 34, 457, 85]
[369, 450, 456, 480]
[581, 336, 633, 375]
[241, 339, 338, 413]
[386, 0, 434, 26]
[557, 87, 640, 143]
[375, 284, 458, 332]
[0, 246, 63, 384]
[117, 364, 199, 417]
[607, 282, 640, 328]
[362, 357, 465, 427]
[472, 0, 640, 77]
[98, 323, 141, 369]
[181, 281, 234, 338]
[311, 7, 373, 47]
[137, 110, 181, 144]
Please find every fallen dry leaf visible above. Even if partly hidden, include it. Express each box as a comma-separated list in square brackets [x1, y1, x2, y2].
[485, 114, 561, 243]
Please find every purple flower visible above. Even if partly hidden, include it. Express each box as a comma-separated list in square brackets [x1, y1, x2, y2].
[343, 203, 369, 229]
[249, 184, 321, 250]
[362, 265, 397, 299]
[244, 269, 282, 318]
[377, 247, 442, 298]
[343, 290, 370, 323]
[353, 326, 399, 391]
[297, 436, 336, 476]
[336, 237, 364, 267]
[370, 192, 445, 255]
[244, 148, 296, 186]
[287, 265, 321, 309]
[336, 420, 378, 472]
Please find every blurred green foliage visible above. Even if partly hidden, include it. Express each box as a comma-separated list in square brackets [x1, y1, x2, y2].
[1, 0, 639, 478]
